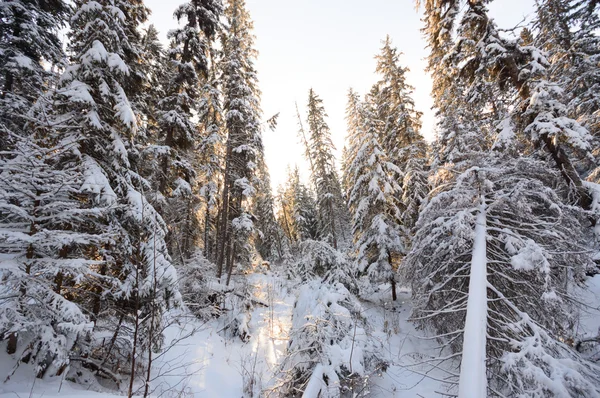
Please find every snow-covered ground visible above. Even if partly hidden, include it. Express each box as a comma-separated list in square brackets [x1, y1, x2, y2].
[0, 272, 296, 398]
[150, 272, 295, 397]
[359, 287, 446, 398]
[1, 272, 599, 397]
[577, 274, 600, 362]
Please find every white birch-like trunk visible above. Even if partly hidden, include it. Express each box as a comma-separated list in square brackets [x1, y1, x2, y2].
[458, 196, 488, 398]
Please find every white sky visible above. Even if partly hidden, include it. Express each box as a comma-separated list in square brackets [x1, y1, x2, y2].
[144, 0, 535, 190]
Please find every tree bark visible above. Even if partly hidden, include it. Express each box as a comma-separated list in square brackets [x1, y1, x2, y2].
[225, 242, 236, 287]
[204, 201, 212, 260]
[216, 143, 233, 280]
[328, 199, 338, 250]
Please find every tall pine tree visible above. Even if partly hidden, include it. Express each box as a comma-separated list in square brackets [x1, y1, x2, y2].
[216, 0, 264, 284]
[156, 0, 222, 260]
[304, 89, 348, 249]
[344, 89, 403, 300]
[371, 37, 429, 234]
[45, 0, 178, 384]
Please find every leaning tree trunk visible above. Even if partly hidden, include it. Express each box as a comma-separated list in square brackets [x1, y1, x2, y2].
[458, 196, 489, 398]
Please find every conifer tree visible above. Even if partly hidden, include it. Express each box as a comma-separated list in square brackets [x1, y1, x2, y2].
[276, 174, 299, 247]
[344, 90, 403, 300]
[253, 158, 281, 261]
[216, 0, 264, 283]
[276, 167, 320, 248]
[533, 0, 600, 181]
[372, 37, 422, 164]
[292, 173, 320, 243]
[42, 0, 178, 381]
[419, 0, 595, 210]
[198, 47, 225, 262]
[0, 128, 112, 377]
[409, 0, 600, 394]
[371, 37, 429, 233]
[0, 0, 70, 150]
[133, 25, 166, 147]
[156, 0, 222, 260]
[404, 156, 600, 396]
[304, 89, 348, 249]
[537, 0, 600, 137]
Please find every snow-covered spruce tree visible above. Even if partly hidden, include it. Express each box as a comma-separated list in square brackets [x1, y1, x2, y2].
[411, 1, 600, 395]
[132, 26, 168, 180]
[304, 89, 349, 249]
[420, 1, 483, 169]
[0, 129, 113, 378]
[404, 156, 600, 396]
[535, 0, 600, 142]
[285, 239, 352, 284]
[370, 37, 429, 234]
[44, 0, 179, 388]
[0, 0, 70, 150]
[156, 0, 222, 260]
[371, 36, 422, 162]
[253, 158, 282, 262]
[569, 3, 600, 147]
[276, 176, 299, 248]
[215, 0, 263, 284]
[276, 166, 320, 249]
[532, 0, 600, 183]
[344, 90, 403, 301]
[292, 174, 320, 243]
[420, 0, 596, 211]
[198, 46, 225, 263]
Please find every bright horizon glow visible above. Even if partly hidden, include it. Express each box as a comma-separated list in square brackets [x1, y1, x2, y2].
[144, 0, 535, 191]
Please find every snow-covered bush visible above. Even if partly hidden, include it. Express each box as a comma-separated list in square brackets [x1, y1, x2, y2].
[277, 279, 384, 397]
[216, 279, 254, 343]
[177, 252, 224, 320]
[287, 240, 354, 285]
[177, 251, 256, 342]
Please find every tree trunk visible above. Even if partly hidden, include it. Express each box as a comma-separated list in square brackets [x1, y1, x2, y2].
[181, 198, 193, 259]
[328, 199, 338, 250]
[213, 203, 221, 263]
[128, 272, 140, 398]
[225, 242, 236, 287]
[6, 334, 17, 355]
[541, 134, 593, 211]
[144, 220, 160, 398]
[280, 200, 295, 243]
[216, 143, 233, 280]
[100, 312, 124, 369]
[204, 201, 211, 260]
[388, 252, 397, 301]
[458, 196, 488, 398]
[53, 246, 69, 294]
[92, 257, 108, 322]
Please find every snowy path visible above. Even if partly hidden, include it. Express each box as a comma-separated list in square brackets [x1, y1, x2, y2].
[362, 288, 446, 398]
[239, 273, 295, 394]
[0, 272, 295, 398]
[151, 272, 295, 397]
